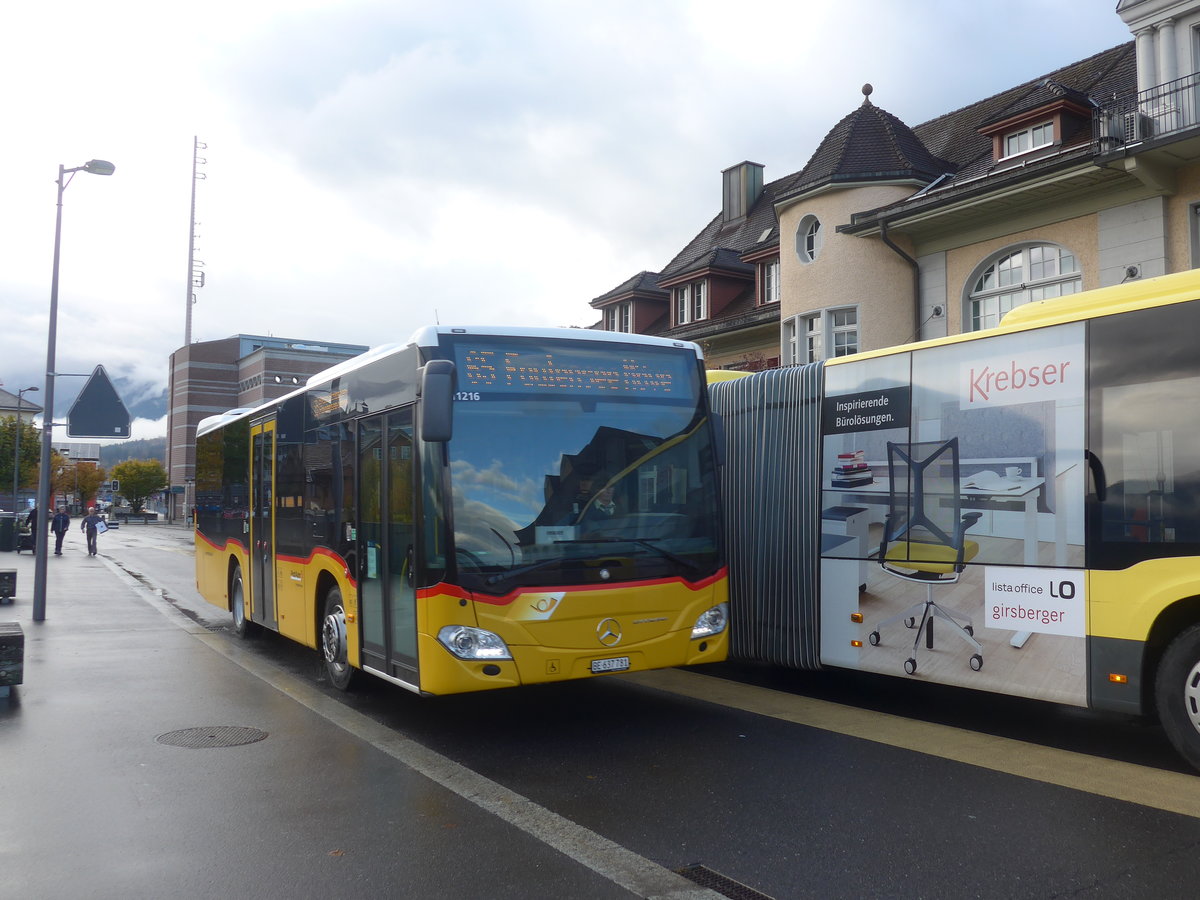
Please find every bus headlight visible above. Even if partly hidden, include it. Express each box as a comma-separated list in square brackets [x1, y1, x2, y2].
[437, 625, 513, 660]
[691, 602, 729, 639]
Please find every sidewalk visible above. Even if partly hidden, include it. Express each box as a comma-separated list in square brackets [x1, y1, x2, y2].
[0, 545, 693, 899]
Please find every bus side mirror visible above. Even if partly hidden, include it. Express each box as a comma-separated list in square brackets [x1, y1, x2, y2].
[420, 360, 455, 443]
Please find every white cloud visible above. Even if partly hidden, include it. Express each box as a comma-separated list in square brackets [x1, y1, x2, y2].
[0, 0, 1133, 436]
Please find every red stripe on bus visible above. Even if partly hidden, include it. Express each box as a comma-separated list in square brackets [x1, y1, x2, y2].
[195, 531, 246, 555]
[418, 567, 728, 607]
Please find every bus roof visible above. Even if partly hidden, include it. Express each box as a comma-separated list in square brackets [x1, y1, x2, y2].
[827, 268, 1200, 367]
[308, 326, 703, 389]
[195, 406, 266, 437]
[196, 327, 704, 438]
[409, 325, 702, 355]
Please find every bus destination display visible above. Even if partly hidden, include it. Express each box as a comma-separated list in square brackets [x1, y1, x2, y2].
[454, 342, 690, 397]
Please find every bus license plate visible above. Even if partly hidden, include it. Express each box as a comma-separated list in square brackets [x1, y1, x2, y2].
[590, 656, 630, 674]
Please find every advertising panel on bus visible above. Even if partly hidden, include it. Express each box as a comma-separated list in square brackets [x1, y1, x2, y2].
[819, 323, 1087, 705]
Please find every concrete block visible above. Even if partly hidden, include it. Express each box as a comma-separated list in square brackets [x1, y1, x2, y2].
[0, 621, 23, 687]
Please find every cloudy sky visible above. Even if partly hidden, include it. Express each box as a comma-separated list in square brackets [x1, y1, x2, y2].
[2, 0, 1132, 440]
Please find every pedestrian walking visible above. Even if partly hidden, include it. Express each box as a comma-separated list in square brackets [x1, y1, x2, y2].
[26, 505, 38, 550]
[51, 506, 71, 555]
[81, 507, 105, 556]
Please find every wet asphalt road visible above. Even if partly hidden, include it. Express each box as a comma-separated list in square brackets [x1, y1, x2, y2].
[77, 524, 1200, 897]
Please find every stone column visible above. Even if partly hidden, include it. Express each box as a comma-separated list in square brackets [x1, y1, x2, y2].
[1158, 19, 1177, 87]
[1136, 26, 1158, 94]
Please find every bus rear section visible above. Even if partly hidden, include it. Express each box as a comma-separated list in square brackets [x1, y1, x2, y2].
[708, 271, 1200, 772]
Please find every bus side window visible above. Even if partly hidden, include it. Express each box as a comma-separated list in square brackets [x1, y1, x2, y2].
[1089, 303, 1200, 567]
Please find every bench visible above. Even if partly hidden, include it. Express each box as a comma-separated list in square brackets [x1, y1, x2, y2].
[113, 512, 157, 524]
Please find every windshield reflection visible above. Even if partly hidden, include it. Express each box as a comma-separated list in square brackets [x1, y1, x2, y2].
[448, 396, 719, 590]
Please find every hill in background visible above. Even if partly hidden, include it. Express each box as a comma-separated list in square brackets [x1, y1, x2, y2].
[100, 437, 166, 467]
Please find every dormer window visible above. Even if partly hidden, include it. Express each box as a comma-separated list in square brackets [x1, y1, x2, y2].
[604, 302, 632, 333]
[674, 281, 708, 325]
[981, 98, 1083, 164]
[1003, 121, 1054, 158]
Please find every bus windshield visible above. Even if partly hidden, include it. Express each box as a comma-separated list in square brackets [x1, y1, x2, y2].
[446, 384, 720, 593]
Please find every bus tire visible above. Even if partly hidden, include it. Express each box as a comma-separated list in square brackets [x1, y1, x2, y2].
[1155, 623, 1200, 771]
[231, 564, 257, 639]
[321, 586, 356, 692]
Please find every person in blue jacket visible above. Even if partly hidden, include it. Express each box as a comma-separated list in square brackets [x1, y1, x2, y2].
[51, 506, 71, 555]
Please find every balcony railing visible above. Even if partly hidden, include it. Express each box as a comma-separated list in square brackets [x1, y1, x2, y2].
[1094, 72, 1200, 149]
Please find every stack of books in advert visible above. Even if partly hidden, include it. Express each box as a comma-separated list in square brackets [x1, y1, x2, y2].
[832, 450, 873, 488]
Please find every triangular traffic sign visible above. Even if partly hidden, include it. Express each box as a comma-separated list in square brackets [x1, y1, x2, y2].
[67, 365, 131, 438]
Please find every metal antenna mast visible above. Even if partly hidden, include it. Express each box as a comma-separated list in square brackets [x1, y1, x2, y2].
[185, 137, 207, 345]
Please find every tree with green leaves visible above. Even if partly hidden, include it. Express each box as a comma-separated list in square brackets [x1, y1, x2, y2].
[0, 416, 41, 506]
[110, 459, 168, 513]
[55, 459, 107, 511]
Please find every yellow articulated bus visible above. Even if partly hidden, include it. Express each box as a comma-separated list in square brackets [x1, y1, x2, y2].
[710, 268, 1200, 771]
[194, 326, 728, 695]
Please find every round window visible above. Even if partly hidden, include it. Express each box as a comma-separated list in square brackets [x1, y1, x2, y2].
[796, 215, 822, 264]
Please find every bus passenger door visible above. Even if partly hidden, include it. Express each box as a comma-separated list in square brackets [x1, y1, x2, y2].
[250, 420, 278, 630]
[358, 409, 418, 685]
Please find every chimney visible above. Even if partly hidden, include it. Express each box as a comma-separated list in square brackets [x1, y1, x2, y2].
[721, 161, 764, 222]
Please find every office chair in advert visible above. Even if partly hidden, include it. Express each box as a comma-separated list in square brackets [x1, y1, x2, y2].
[866, 438, 984, 675]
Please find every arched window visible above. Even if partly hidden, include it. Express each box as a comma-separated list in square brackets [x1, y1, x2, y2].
[967, 243, 1081, 330]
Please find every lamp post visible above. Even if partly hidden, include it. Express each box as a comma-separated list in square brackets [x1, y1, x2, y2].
[32, 159, 115, 623]
[12, 386, 38, 516]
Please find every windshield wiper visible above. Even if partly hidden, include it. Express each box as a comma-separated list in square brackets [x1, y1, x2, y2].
[485, 555, 573, 586]
[483, 538, 701, 586]
[567, 537, 703, 574]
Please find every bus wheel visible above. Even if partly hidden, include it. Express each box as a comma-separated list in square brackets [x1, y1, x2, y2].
[1156, 624, 1200, 771]
[321, 586, 356, 692]
[231, 564, 257, 639]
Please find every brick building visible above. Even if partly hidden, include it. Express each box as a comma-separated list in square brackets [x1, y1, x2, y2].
[165, 334, 367, 520]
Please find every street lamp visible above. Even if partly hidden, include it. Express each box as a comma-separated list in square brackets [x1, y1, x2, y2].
[32, 159, 114, 623]
[12, 386, 38, 517]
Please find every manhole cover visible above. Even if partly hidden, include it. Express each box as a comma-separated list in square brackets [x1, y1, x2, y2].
[156, 726, 269, 749]
[674, 865, 776, 900]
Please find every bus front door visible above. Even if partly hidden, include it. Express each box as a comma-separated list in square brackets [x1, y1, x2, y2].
[249, 420, 277, 630]
[358, 409, 418, 686]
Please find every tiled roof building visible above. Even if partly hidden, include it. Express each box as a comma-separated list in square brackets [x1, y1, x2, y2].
[591, 1, 1199, 373]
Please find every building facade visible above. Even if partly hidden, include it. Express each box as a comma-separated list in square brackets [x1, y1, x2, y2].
[0, 387, 43, 419]
[590, 162, 785, 371]
[591, 0, 1200, 373]
[165, 334, 368, 520]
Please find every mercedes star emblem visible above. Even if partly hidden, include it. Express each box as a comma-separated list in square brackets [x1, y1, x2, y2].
[596, 618, 622, 647]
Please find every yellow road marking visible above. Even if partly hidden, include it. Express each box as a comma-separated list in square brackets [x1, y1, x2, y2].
[619, 668, 1200, 817]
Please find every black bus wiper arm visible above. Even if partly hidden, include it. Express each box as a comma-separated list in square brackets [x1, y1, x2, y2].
[485, 557, 563, 585]
[483, 538, 701, 586]
[562, 537, 703, 574]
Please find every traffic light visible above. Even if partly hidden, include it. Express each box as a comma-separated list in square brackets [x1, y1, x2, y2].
[110, 479, 119, 493]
